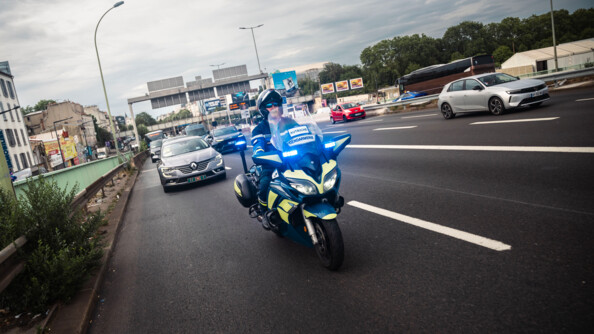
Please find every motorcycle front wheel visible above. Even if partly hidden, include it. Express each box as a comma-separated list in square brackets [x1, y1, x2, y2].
[313, 219, 344, 270]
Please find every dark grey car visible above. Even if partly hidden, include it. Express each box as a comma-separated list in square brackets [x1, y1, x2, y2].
[157, 136, 226, 192]
[211, 126, 246, 153]
[150, 139, 163, 163]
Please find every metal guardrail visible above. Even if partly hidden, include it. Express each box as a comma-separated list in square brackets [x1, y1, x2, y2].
[363, 66, 594, 111]
[0, 150, 148, 294]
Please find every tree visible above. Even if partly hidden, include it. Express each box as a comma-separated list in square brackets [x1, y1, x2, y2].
[34, 99, 56, 111]
[493, 46, 513, 66]
[137, 124, 149, 140]
[298, 77, 319, 96]
[135, 112, 157, 127]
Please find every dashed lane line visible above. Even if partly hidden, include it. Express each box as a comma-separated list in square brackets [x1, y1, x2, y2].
[470, 117, 559, 125]
[347, 144, 594, 153]
[348, 200, 512, 251]
[373, 126, 418, 131]
[401, 114, 438, 119]
[576, 98, 594, 102]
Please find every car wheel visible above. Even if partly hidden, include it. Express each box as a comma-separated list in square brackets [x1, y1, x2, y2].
[343, 116, 348, 123]
[331, 117, 335, 124]
[362, 115, 366, 119]
[489, 97, 505, 116]
[441, 103, 454, 119]
[219, 172, 227, 180]
[163, 186, 170, 193]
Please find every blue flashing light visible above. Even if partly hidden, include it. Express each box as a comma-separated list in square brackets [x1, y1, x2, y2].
[324, 142, 336, 148]
[235, 140, 247, 146]
[282, 150, 298, 157]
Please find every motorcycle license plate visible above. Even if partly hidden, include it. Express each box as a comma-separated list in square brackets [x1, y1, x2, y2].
[187, 175, 206, 183]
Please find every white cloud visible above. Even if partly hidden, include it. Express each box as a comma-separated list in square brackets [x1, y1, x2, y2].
[1, 0, 591, 117]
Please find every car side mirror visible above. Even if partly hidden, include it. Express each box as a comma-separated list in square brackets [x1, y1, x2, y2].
[473, 86, 483, 91]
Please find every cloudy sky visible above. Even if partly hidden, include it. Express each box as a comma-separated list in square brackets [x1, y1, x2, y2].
[1, 0, 591, 118]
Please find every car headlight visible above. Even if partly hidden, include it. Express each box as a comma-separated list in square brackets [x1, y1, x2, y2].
[323, 169, 338, 192]
[506, 89, 521, 94]
[290, 179, 317, 195]
[214, 153, 224, 166]
[160, 167, 175, 177]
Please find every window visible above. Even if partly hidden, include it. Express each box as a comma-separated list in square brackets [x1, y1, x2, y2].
[448, 81, 464, 92]
[0, 102, 6, 121]
[20, 129, 27, 146]
[6, 81, 15, 99]
[7, 103, 14, 122]
[14, 154, 20, 171]
[0, 79, 8, 98]
[15, 105, 20, 121]
[5, 129, 16, 147]
[464, 79, 482, 91]
[27, 152, 33, 166]
[20, 153, 28, 168]
[15, 128, 21, 146]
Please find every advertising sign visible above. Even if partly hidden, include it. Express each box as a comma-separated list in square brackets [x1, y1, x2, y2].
[335, 80, 349, 92]
[272, 71, 299, 97]
[204, 99, 221, 112]
[350, 78, 364, 89]
[44, 138, 78, 165]
[232, 91, 249, 103]
[321, 83, 335, 94]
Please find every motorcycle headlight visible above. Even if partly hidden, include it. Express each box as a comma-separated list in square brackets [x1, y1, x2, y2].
[323, 168, 338, 192]
[290, 179, 317, 195]
[160, 167, 175, 177]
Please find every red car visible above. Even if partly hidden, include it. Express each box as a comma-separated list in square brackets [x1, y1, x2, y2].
[330, 102, 366, 124]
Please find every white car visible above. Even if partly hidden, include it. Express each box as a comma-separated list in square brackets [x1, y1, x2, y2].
[437, 73, 549, 119]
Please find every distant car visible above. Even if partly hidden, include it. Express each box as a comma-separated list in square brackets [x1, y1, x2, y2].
[316, 107, 331, 115]
[393, 91, 428, 102]
[184, 123, 209, 139]
[210, 126, 246, 153]
[150, 139, 163, 163]
[437, 73, 550, 119]
[330, 102, 366, 124]
[157, 136, 226, 192]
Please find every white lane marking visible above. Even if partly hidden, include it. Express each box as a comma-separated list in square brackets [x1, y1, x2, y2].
[373, 126, 417, 131]
[402, 114, 438, 119]
[348, 201, 512, 251]
[359, 119, 383, 123]
[225, 167, 232, 170]
[470, 117, 559, 125]
[324, 131, 347, 134]
[142, 169, 156, 173]
[347, 144, 594, 153]
[576, 98, 594, 102]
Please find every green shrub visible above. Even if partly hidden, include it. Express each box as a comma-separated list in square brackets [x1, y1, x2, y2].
[0, 176, 104, 313]
[0, 189, 28, 249]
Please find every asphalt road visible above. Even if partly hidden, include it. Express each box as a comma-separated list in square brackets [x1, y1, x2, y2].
[90, 87, 594, 333]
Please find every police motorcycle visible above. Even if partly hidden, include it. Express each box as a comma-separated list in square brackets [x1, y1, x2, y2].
[234, 110, 351, 270]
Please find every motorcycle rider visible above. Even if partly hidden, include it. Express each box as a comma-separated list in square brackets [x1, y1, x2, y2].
[251, 89, 284, 230]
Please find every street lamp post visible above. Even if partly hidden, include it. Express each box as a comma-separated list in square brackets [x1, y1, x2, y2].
[54, 117, 73, 169]
[239, 24, 264, 74]
[550, 0, 559, 73]
[210, 63, 225, 70]
[94, 1, 124, 162]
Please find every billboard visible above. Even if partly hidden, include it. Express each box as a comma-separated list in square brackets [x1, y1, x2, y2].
[204, 99, 221, 112]
[321, 83, 335, 94]
[335, 80, 349, 92]
[350, 78, 364, 89]
[272, 71, 299, 97]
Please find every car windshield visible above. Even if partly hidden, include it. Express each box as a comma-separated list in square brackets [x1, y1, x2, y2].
[161, 137, 209, 158]
[186, 126, 207, 136]
[478, 73, 518, 87]
[341, 103, 357, 109]
[213, 126, 238, 136]
[150, 139, 163, 148]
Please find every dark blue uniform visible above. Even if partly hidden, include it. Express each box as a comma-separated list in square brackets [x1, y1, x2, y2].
[251, 120, 275, 210]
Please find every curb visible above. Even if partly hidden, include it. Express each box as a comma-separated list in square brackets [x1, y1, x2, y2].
[43, 162, 144, 333]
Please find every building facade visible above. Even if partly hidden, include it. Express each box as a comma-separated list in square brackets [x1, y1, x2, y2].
[0, 61, 35, 172]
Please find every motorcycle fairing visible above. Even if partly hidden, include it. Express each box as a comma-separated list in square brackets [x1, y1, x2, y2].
[252, 151, 283, 168]
[328, 134, 351, 159]
[283, 160, 337, 194]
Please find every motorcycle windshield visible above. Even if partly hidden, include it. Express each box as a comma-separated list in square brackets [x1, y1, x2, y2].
[269, 107, 323, 155]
